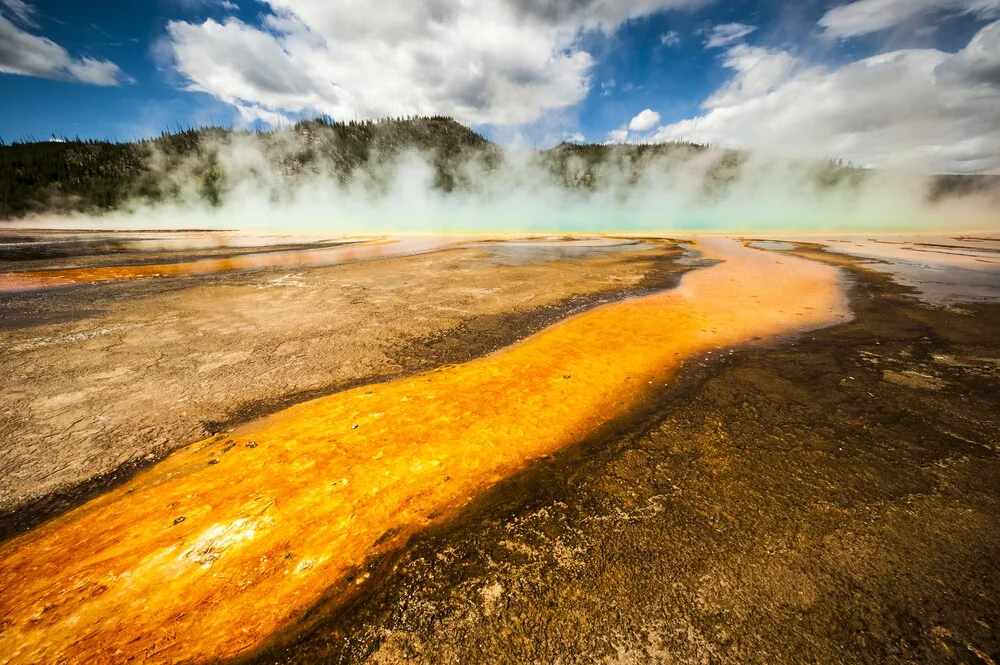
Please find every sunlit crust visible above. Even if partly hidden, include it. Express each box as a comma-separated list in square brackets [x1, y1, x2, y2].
[0, 239, 847, 663]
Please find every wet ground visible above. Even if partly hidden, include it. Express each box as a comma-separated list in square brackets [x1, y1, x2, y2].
[0, 234, 693, 537]
[1, 232, 998, 664]
[783, 234, 1000, 305]
[250, 244, 1000, 665]
[0, 239, 847, 663]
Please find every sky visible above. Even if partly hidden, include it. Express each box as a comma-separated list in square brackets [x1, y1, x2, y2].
[1, 0, 999, 173]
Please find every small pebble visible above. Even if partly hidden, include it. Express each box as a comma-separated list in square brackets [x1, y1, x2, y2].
[173, 516, 186, 525]
[352, 424, 359, 430]
[245, 441, 258, 449]
[208, 459, 219, 465]
[563, 375, 571, 379]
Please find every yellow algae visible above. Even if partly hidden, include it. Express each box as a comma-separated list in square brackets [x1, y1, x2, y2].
[0, 239, 848, 663]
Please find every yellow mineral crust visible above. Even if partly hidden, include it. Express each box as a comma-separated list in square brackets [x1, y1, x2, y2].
[0, 239, 848, 663]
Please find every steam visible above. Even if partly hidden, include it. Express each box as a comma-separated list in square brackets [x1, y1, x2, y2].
[15, 127, 1000, 235]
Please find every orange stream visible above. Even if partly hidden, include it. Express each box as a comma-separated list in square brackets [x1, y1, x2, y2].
[0, 236, 463, 293]
[0, 239, 847, 663]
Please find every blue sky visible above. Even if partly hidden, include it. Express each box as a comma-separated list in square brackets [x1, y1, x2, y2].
[2, 0, 999, 172]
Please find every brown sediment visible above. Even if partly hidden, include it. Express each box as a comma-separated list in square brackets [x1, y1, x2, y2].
[0, 240, 847, 663]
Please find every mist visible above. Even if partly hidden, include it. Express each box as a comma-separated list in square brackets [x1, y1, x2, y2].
[10, 123, 1000, 235]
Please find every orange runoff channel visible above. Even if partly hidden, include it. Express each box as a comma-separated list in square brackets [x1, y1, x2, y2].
[0, 238, 848, 663]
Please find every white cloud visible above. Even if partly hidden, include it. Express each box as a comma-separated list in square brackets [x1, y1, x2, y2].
[564, 132, 587, 143]
[66, 57, 129, 86]
[607, 128, 629, 142]
[653, 20, 1000, 173]
[661, 30, 681, 47]
[235, 103, 292, 127]
[628, 108, 662, 132]
[704, 44, 804, 107]
[705, 22, 756, 48]
[819, 0, 1000, 38]
[165, 0, 711, 127]
[0, 0, 37, 26]
[0, 14, 130, 85]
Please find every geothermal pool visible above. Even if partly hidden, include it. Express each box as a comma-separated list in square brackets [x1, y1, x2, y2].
[0, 238, 848, 663]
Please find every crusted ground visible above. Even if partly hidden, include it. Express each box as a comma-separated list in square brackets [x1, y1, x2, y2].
[0, 239, 690, 536]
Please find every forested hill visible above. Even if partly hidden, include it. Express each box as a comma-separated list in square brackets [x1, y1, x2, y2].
[0, 117, 496, 219]
[1, 116, 996, 221]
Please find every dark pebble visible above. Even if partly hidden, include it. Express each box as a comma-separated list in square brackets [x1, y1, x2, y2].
[208, 459, 219, 465]
[246, 441, 258, 449]
[173, 516, 186, 525]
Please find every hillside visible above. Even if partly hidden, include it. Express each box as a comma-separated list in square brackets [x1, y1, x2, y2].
[0, 117, 497, 219]
[1, 117, 996, 221]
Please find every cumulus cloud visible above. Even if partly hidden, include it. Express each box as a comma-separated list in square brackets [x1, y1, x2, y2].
[0, 14, 130, 85]
[705, 22, 756, 48]
[165, 0, 710, 126]
[629, 109, 662, 132]
[653, 20, 1000, 173]
[819, 0, 1000, 38]
[606, 128, 629, 142]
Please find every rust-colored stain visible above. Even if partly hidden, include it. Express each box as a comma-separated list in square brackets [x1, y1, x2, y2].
[0, 236, 463, 293]
[0, 239, 848, 663]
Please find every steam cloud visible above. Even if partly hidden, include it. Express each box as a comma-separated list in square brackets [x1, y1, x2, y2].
[17, 127, 1000, 235]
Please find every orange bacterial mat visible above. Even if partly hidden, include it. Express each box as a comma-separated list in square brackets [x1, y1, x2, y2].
[0, 238, 848, 663]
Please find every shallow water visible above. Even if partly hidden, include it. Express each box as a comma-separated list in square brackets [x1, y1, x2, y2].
[0, 234, 663, 292]
[468, 237, 653, 266]
[749, 234, 1000, 305]
[0, 235, 470, 293]
[0, 239, 849, 663]
[748, 241, 797, 251]
[819, 235, 1000, 305]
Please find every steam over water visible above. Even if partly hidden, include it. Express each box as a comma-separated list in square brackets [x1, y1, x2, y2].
[8, 133, 1000, 235]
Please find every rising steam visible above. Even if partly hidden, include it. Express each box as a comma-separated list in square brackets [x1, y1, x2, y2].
[12, 121, 1000, 235]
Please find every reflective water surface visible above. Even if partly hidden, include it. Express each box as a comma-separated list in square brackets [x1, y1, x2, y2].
[0, 236, 472, 293]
